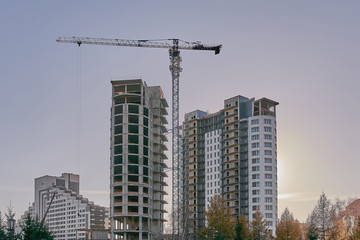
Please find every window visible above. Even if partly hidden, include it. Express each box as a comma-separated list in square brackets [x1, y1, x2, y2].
[265, 189, 272, 195]
[265, 158, 272, 163]
[252, 158, 260, 164]
[265, 197, 273, 203]
[265, 150, 272, 155]
[264, 134, 272, 140]
[265, 205, 273, 210]
[251, 142, 260, 148]
[251, 119, 259, 125]
[251, 127, 259, 133]
[265, 166, 272, 171]
[264, 142, 272, 148]
[251, 134, 259, 141]
[252, 198, 260, 203]
[265, 181, 272, 187]
[252, 205, 259, 211]
[252, 150, 260, 156]
[252, 182, 260, 187]
[265, 213, 273, 218]
[252, 166, 260, 172]
[264, 127, 272, 132]
[264, 119, 271, 124]
[252, 189, 260, 195]
[252, 174, 260, 179]
[265, 174, 272, 179]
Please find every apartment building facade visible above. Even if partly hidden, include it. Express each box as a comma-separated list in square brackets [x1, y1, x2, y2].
[110, 79, 168, 240]
[23, 173, 108, 240]
[181, 95, 278, 235]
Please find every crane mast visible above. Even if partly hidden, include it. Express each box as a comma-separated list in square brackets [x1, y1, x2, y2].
[57, 36, 221, 240]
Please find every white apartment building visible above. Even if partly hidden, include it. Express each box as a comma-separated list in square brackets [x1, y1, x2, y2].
[23, 173, 108, 240]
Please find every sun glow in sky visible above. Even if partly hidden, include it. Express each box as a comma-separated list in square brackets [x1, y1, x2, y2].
[1, 1, 360, 223]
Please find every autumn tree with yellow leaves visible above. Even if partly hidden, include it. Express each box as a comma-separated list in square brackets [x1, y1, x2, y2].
[275, 207, 302, 240]
[198, 195, 236, 240]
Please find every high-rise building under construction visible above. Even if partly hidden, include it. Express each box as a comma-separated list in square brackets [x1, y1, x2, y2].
[110, 79, 169, 240]
[181, 95, 279, 235]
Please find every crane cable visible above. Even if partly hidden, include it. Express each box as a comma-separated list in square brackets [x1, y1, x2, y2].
[76, 45, 82, 175]
[76, 45, 82, 220]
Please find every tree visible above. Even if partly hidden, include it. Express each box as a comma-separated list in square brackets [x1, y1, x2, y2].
[275, 208, 301, 240]
[350, 217, 360, 240]
[20, 214, 53, 240]
[250, 210, 272, 240]
[198, 195, 235, 240]
[235, 214, 250, 240]
[0, 211, 6, 240]
[308, 192, 335, 240]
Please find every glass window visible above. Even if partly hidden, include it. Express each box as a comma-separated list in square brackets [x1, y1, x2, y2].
[264, 127, 272, 132]
[252, 182, 260, 187]
[252, 150, 260, 156]
[251, 127, 259, 133]
[252, 166, 260, 172]
[264, 134, 272, 140]
[265, 181, 272, 187]
[264, 119, 272, 124]
[265, 166, 272, 171]
[251, 142, 260, 148]
[265, 150, 272, 155]
[251, 135, 259, 141]
[265, 158, 272, 163]
[252, 158, 260, 164]
[264, 142, 272, 148]
[251, 119, 259, 125]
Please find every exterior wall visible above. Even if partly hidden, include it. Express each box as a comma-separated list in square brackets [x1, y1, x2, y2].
[204, 129, 222, 210]
[110, 79, 168, 240]
[248, 115, 278, 234]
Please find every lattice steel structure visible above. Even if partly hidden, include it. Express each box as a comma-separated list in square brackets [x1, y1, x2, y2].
[57, 37, 221, 240]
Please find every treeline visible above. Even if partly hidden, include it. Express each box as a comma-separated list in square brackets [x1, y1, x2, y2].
[0, 207, 53, 240]
[197, 193, 360, 240]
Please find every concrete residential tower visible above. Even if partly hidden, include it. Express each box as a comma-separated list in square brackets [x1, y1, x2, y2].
[181, 95, 279, 236]
[110, 79, 169, 240]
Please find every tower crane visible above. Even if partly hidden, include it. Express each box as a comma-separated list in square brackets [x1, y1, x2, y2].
[57, 36, 221, 239]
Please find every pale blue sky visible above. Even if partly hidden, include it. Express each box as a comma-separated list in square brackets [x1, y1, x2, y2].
[1, 1, 359, 222]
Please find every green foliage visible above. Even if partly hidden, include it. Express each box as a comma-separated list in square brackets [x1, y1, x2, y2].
[0, 211, 6, 239]
[349, 217, 360, 240]
[307, 216, 319, 240]
[235, 215, 250, 240]
[198, 195, 235, 240]
[20, 214, 53, 240]
[308, 193, 334, 240]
